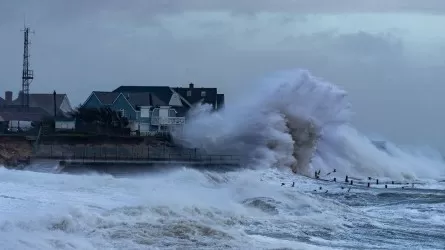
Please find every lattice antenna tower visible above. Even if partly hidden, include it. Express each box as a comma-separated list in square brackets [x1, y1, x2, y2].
[21, 25, 34, 108]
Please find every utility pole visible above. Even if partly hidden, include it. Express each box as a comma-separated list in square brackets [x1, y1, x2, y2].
[21, 25, 34, 109]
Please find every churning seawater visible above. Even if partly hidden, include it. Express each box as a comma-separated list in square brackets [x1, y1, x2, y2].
[1, 69, 445, 249]
[1, 166, 444, 250]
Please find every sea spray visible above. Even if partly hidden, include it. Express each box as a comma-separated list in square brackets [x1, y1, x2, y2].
[175, 68, 445, 179]
[175, 69, 348, 175]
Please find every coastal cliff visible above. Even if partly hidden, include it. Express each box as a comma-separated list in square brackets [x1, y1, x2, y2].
[0, 136, 33, 166]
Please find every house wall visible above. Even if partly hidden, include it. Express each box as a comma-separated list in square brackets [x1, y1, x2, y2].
[8, 121, 33, 131]
[60, 96, 74, 114]
[137, 106, 151, 123]
[140, 106, 151, 118]
[82, 93, 102, 109]
[159, 106, 170, 118]
[55, 121, 76, 130]
[83, 93, 137, 121]
[128, 121, 152, 135]
[128, 121, 139, 132]
[111, 94, 136, 120]
[139, 122, 151, 133]
[169, 92, 183, 106]
[216, 94, 225, 109]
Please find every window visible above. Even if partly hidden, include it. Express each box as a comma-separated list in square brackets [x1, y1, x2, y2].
[159, 107, 169, 118]
[187, 90, 192, 97]
[152, 108, 159, 117]
[201, 91, 206, 97]
[140, 107, 150, 118]
[118, 109, 126, 118]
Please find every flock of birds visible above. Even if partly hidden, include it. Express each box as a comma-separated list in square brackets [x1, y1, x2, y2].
[280, 168, 422, 194]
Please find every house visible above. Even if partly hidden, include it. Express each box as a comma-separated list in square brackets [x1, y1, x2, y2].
[11, 91, 74, 116]
[82, 91, 183, 134]
[114, 83, 225, 110]
[54, 116, 76, 131]
[0, 106, 48, 132]
[82, 83, 224, 135]
[2, 91, 76, 132]
[174, 83, 224, 110]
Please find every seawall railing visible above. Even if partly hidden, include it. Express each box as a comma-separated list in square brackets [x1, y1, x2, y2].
[32, 144, 241, 166]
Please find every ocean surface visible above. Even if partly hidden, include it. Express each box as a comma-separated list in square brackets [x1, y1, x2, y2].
[1, 166, 444, 250]
[1, 69, 445, 249]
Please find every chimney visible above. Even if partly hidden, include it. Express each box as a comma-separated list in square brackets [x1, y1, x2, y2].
[4, 91, 12, 104]
[189, 82, 194, 89]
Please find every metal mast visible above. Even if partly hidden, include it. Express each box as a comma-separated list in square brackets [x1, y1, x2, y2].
[21, 25, 34, 108]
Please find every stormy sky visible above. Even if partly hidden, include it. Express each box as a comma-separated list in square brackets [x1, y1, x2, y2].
[1, 1, 445, 150]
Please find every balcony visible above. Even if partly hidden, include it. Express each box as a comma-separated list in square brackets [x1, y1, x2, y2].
[151, 116, 185, 125]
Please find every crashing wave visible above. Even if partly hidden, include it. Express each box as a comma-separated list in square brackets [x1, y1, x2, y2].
[174, 69, 445, 180]
[173, 69, 347, 176]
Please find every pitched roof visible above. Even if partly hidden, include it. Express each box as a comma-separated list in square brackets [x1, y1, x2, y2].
[0, 97, 4, 106]
[113, 86, 173, 105]
[0, 106, 49, 121]
[113, 85, 223, 109]
[90, 91, 166, 109]
[174, 87, 218, 107]
[12, 93, 68, 115]
[92, 91, 120, 105]
[122, 92, 165, 107]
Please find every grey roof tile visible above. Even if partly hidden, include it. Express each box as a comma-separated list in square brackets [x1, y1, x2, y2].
[12, 93, 68, 115]
[122, 92, 166, 107]
[0, 106, 49, 121]
[113, 86, 173, 104]
[113, 84, 223, 110]
[174, 86, 219, 107]
[87, 91, 166, 110]
[93, 91, 120, 105]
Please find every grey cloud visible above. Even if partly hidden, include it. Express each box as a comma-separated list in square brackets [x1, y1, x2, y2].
[70, 0, 445, 14]
[3, 0, 445, 25]
[333, 32, 403, 58]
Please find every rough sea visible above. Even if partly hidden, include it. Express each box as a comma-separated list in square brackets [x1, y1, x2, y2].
[1, 69, 445, 249]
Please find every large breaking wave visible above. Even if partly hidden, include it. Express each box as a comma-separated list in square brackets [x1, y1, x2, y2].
[175, 69, 445, 180]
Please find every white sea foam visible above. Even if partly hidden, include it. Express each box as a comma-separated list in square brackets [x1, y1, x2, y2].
[0, 167, 350, 249]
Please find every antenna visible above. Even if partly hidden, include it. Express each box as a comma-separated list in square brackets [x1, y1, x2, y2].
[21, 25, 34, 109]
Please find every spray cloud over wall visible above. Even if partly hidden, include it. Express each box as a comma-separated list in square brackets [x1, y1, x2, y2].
[175, 69, 445, 180]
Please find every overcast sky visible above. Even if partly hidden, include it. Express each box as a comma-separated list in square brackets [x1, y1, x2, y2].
[1, 0, 445, 150]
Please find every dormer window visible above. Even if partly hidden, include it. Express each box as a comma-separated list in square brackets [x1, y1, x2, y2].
[201, 91, 206, 97]
[187, 90, 192, 97]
